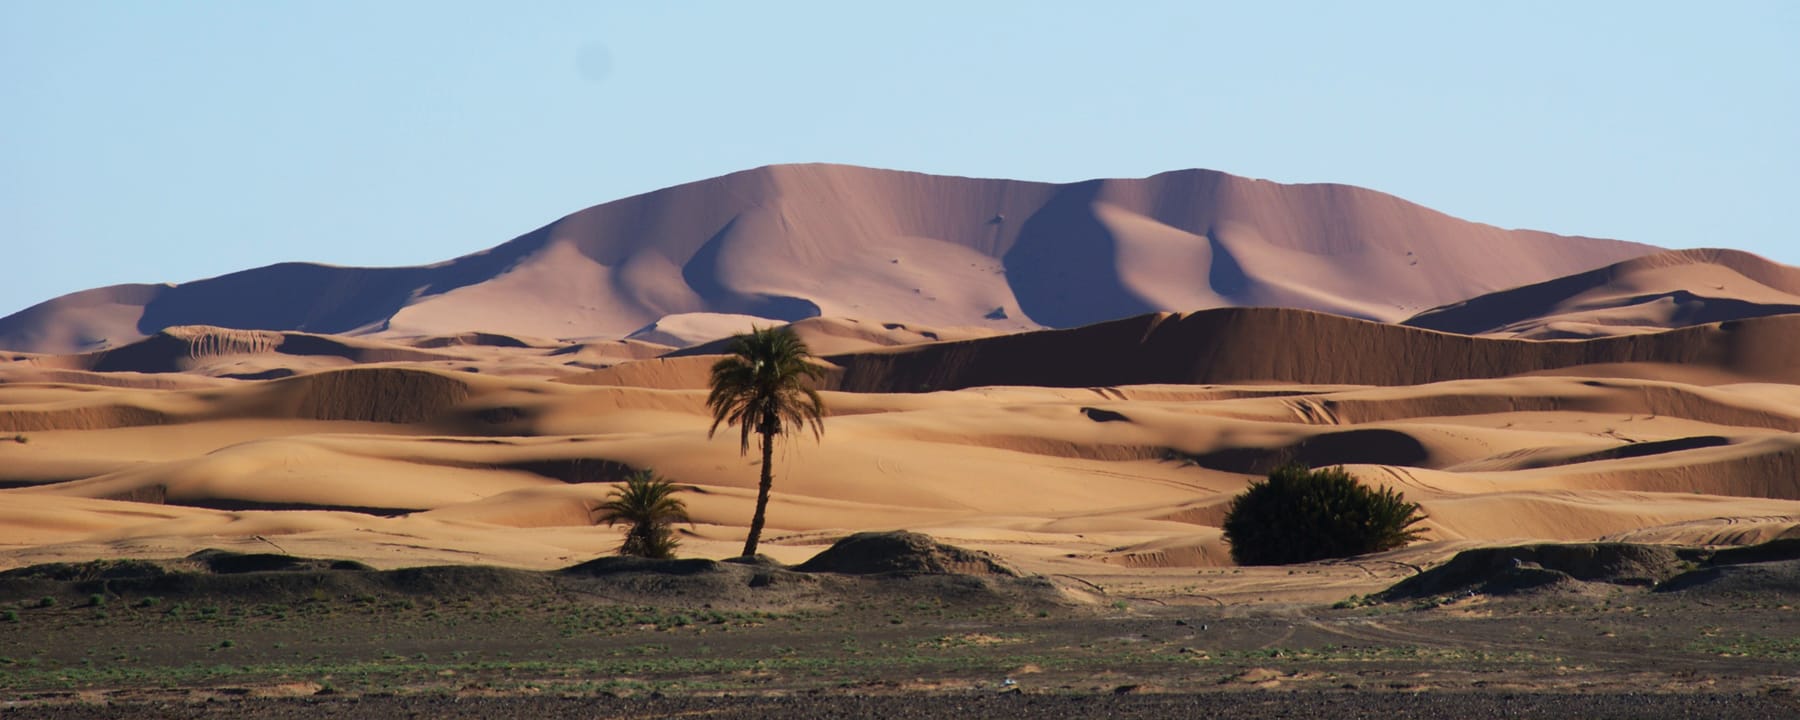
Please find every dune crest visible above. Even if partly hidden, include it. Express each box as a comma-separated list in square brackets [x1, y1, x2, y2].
[1405, 248, 1800, 338]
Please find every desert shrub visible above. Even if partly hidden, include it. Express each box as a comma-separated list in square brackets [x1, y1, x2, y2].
[597, 471, 691, 559]
[1222, 464, 1427, 565]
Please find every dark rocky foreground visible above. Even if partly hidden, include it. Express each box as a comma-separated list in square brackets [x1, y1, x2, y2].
[4, 536, 1798, 720]
[6, 691, 1797, 720]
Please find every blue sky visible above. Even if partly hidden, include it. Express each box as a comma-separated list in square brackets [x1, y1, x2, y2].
[3, 1, 1796, 316]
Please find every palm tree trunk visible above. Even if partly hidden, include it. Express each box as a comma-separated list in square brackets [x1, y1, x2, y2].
[741, 426, 776, 558]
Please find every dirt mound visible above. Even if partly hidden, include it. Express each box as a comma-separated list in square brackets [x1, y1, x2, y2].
[187, 548, 373, 574]
[1655, 537, 1800, 596]
[1707, 537, 1800, 566]
[1656, 559, 1800, 596]
[0, 558, 173, 582]
[0, 555, 551, 605]
[795, 531, 1019, 577]
[0, 545, 1056, 614]
[1383, 543, 1704, 599]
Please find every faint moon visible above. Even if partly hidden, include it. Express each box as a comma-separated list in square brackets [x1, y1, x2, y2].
[577, 42, 613, 84]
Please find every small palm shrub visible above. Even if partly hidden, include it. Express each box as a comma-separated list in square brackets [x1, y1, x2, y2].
[597, 471, 691, 559]
[1222, 464, 1427, 566]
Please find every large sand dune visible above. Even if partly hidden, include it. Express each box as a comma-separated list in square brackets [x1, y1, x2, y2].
[0, 164, 1653, 354]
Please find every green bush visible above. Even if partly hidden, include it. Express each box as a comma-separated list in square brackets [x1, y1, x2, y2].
[1222, 464, 1427, 566]
[597, 471, 691, 559]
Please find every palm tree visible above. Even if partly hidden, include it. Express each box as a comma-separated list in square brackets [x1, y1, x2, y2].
[597, 470, 691, 559]
[706, 326, 826, 558]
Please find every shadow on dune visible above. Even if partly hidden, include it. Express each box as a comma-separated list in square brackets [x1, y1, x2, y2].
[132, 228, 553, 337]
[1172, 428, 1431, 475]
[1003, 182, 1158, 328]
[825, 307, 1800, 392]
[680, 217, 824, 323]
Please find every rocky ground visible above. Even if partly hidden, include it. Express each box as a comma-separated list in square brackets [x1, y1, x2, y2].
[1, 539, 1796, 719]
[7, 691, 1798, 720]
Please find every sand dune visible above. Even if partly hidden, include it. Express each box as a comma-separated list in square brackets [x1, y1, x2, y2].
[0, 324, 694, 382]
[623, 313, 783, 348]
[1405, 248, 1800, 338]
[0, 164, 1652, 354]
[825, 307, 1800, 392]
[4, 328, 1798, 578]
[0, 366, 490, 433]
[49, 326, 458, 375]
[396, 331, 561, 350]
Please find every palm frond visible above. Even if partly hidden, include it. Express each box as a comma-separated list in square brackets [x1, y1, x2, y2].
[704, 326, 827, 453]
[597, 470, 691, 559]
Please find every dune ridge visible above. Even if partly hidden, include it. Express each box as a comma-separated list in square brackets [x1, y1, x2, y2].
[0, 366, 479, 432]
[58, 326, 458, 375]
[823, 307, 1800, 393]
[1405, 248, 1800, 338]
